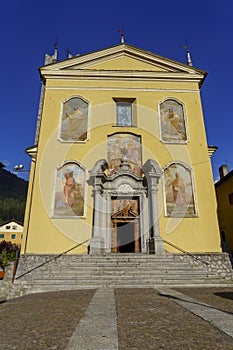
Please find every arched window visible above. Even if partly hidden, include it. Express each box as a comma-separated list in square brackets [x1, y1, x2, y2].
[53, 162, 85, 217]
[107, 133, 142, 176]
[163, 162, 196, 217]
[159, 99, 187, 143]
[59, 97, 89, 142]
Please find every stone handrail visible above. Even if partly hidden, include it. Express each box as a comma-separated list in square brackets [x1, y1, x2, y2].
[15, 239, 90, 280]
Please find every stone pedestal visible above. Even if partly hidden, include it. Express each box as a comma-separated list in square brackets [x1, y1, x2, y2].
[147, 237, 165, 254]
[147, 238, 155, 254]
[90, 237, 105, 255]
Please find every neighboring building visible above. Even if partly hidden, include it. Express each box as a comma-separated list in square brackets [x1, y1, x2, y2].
[22, 42, 221, 255]
[0, 220, 23, 246]
[215, 165, 233, 253]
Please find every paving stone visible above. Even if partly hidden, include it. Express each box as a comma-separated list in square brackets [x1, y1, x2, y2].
[175, 287, 233, 313]
[156, 287, 233, 339]
[115, 288, 233, 350]
[0, 289, 95, 350]
[1, 287, 233, 349]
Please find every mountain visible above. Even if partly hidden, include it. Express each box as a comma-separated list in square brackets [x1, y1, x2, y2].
[0, 168, 28, 225]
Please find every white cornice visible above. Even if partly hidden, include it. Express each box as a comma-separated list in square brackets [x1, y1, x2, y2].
[208, 146, 218, 158]
[41, 69, 204, 85]
[45, 86, 200, 93]
[25, 145, 38, 160]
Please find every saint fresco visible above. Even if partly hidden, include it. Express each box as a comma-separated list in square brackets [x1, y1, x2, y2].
[107, 133, 142, 176]
[160, 99, 187, 142]
[53, 163, 85, 217]
[60, 97, 88, 142]
[164, 163, 195, 216]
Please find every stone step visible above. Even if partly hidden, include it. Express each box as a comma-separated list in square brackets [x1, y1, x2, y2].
[31, 263, 205, 271]
[22, 273, 223, 283]
[5, 253, 233, 299]
[18, 262, 206, 271]
[39, 269, 206, 276]
[30, 275, 209, 284]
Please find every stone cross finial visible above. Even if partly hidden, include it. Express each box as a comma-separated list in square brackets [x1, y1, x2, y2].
[118, 29, 125, 43]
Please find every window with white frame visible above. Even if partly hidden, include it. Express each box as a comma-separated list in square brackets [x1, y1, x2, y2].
[116, 102, 132, 126]
[114, 98, 136, 127]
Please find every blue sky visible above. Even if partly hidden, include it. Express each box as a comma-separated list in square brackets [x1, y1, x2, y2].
[1, 0, 232, 181]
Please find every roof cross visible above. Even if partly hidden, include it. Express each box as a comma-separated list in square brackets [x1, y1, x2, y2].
[183, 40, 193, 66]
[118, 29, 125, 43]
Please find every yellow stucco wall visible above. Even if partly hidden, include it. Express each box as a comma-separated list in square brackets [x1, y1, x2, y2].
[22, 49, 221, 254]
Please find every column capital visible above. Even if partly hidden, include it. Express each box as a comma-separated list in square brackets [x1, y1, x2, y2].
[142, 159, 163, 177]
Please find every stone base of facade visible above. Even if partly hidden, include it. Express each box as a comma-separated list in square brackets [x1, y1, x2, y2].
[90, 236, 107, 254]
[2, 252, 233, 300]
[147, 237, 165, 254]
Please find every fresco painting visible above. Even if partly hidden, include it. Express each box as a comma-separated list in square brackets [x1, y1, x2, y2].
[53, 163, 85, 217]
[112, 198, 139, 217]
[60, 97, 88, 141]
[116, 102, 132, 126]
[160, 99, 187, 142]
[107, 134, 142, 176]
[164, 163, 195, 216]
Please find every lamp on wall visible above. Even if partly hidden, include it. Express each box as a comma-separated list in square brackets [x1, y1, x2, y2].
[14, 164, 30, 173]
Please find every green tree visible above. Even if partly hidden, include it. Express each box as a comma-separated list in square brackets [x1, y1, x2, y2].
[0, 240, 20, 270]
[0, 168, 28, 224]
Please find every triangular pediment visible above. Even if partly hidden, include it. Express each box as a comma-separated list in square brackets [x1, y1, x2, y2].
[40, 43, 206, 77]
[71, 54, 171, 72]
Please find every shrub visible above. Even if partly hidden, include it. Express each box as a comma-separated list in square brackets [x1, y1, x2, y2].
[0, 240, 20, 270]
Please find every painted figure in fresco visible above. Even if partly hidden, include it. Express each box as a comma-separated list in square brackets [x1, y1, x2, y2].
[60, 97, 89, 141]
[63, 171, 75, 207]
[172, 173, 186, 207]
[160, 100, 187, 142]
[107, 134, 142, 176]
[167, 108, 180, 133]
[64, 106, 84, 136]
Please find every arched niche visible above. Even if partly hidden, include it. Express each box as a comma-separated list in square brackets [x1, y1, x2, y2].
[52, 161, 86, 218]
[159, 99, 188, 143]
[163, 162, 197, 217]
[59, 96, 89, 142]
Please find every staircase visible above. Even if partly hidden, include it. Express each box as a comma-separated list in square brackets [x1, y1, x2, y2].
[6, 253, 233, 298]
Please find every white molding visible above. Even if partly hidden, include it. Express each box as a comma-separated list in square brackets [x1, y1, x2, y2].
[45, 86, 200, 93]
[41, 69, 204, 84]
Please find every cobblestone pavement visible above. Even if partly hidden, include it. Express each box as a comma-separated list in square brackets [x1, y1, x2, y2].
[175, 287, 233, 314]
[116, 288, 233, 350]
[0, 287, 233, 350]
[0, 290, 95, 350]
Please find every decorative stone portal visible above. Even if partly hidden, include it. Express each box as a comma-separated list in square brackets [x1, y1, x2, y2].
[89, 158, 165, 255]
[111, 198, 140, 253]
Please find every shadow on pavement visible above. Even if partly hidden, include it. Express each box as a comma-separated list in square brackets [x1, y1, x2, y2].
[215, 292, 233, 301]
[158, 292, 233, 316]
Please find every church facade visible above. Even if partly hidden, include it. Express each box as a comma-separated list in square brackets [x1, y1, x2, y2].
[22, 43, 221, 255]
